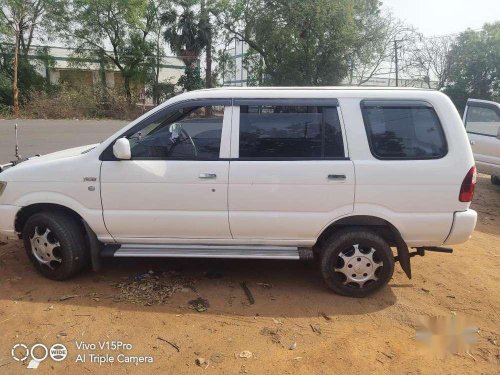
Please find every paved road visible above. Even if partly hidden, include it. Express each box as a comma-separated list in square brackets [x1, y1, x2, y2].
[0, 119, 127, 162]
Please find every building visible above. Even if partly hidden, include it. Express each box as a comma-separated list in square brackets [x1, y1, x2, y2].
[222, 40, 250, 87]
[24, 45, 186, 105]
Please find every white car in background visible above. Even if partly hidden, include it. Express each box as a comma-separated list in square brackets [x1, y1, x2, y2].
[464, 98, 500, 185]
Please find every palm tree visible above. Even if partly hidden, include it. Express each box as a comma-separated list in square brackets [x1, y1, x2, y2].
[162, 1, 210, 91]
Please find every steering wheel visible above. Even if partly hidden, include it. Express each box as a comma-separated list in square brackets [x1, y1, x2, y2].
[167, 128, 198, 158]
[181, 129, 198, 157]
[181, 128, 198, 157]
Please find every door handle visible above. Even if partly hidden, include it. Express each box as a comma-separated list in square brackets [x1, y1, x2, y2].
[469, 139, 475, 146]
[199, 173, 217, 179]
[328, 174, 346, 181]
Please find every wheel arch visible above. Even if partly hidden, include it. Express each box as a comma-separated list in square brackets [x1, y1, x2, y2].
[316, 215, 401, 246]
[315, 215, 412, 279]
[15, 202, 104, 273]
[15, 203, 84, 235]
[12, 191, 107, 239]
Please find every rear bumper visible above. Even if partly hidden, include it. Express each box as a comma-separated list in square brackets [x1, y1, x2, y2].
[443, 209, 477, 245]
[0, 204, 19, 240]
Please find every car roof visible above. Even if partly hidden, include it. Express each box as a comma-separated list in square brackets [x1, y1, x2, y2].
[196, 86, 434, 93]
[166, 86, 442, 105]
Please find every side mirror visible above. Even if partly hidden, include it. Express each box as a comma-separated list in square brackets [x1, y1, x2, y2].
[113, 138, 131, 160]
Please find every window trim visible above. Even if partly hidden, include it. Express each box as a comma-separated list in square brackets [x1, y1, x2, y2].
[100, 98, 232, 161]
[464, 101, 500, 138]
[233, 99, 347, 160]
[233, 98, 339, 107]
[360, 99, 448, 161]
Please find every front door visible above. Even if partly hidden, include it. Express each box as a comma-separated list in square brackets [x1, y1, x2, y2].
[464, 99, 500, 175]
[228, 99, 355, 244]
[101, 100, 233, 241]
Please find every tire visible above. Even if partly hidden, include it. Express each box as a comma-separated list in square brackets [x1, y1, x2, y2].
[320, 228, 395, 298]
[491, 175, 500, 186]
[22, 211, 88, 280]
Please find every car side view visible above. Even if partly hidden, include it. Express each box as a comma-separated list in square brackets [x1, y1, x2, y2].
[0, 87, 477, 297]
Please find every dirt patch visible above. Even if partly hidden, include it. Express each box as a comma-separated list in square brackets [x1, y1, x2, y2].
[0, 174, 498, 374]
[113, 270, 194, 306]
[188, 297, 210, 312]
[260, 326, 282, 344]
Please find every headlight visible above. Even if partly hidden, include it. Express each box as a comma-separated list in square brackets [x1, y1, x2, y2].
[0, 181, 6, 196]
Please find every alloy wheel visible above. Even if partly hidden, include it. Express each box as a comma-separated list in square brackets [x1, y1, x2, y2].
[334, 244, 383, 288]
[29, 226, 62, 270]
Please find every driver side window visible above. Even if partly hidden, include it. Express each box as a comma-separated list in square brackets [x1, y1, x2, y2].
[128, 105, 224, 159]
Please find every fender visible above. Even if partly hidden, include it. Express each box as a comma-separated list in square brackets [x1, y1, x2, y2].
[13, 191, 107, 237]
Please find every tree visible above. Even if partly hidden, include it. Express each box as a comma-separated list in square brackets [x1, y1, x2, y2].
[145, 0, 174, 105]
[0, 44, 49, 110]
[347, 10, 417, 86]
[200, 0, 211, 88]
[212, 48, 235, 86]
[162, 0, 209, 91]
[213, 0, 376, 86]
[69, 0, 158, 103]
[444, 22, 500, 112]
[403, 35, 455, 90]
[0, 0, 67, 115]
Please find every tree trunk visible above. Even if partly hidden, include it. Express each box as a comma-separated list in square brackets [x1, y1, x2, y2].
[123, 75, 132, 105]
[155, 32, 161, 105]
[13, 29, 20, 117]
[206, 35, 212, 88]
[201, 0, 212, 89]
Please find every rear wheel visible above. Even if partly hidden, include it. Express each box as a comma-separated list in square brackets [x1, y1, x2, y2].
[22, 211, 88, 280]
[491, 175, 500, 186]
[320, 228, 395, 297]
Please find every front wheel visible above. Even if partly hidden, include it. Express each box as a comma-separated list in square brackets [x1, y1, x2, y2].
[22, 211, 88, 280]
[320, 228, 395, 297]
[491, 175, 500, 186]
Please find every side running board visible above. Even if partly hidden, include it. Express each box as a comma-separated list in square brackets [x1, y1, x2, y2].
[101, 244, 307, 260]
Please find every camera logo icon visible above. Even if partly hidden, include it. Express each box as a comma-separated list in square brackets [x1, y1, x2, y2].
[11, 343, 68, 367]
[49, 344, 68, 362]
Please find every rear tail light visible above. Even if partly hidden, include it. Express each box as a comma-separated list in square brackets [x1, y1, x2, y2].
[459, 166, 476, 202]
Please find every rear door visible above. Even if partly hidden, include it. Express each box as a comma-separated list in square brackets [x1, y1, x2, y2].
[228, 99, 355, 244]
[464, 99, 500, 175]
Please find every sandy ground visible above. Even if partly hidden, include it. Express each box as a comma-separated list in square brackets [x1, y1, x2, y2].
[0, 120, 498, 374]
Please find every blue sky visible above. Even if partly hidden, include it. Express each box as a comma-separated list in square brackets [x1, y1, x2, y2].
[382, 0, 500, 36]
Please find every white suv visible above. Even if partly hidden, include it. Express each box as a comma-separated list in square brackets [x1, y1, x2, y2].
[0, 88, 477, 297]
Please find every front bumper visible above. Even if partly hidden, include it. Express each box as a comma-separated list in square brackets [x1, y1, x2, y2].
[0, 204, 20, 240]
[443, 209, 477, 245]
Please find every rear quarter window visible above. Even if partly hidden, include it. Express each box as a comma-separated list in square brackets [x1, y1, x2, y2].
[361, 101, 448, 160]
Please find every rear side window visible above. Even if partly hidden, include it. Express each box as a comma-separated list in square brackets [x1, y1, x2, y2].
[361, 101, 447, 159]
[239, 105, 345, 158]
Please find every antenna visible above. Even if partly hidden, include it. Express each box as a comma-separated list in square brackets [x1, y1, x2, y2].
[15, 123, 21, 160]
